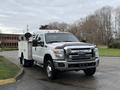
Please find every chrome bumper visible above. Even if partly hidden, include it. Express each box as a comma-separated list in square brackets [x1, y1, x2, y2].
[53, 58, 99, 71]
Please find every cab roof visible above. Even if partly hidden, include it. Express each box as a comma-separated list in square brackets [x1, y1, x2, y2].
[34, 29, 59, 34]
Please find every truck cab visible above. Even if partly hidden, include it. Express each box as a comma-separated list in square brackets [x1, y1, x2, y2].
[18, 30, 99, 80]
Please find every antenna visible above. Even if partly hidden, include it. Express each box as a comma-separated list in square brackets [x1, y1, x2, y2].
[27, 24, 29, 32]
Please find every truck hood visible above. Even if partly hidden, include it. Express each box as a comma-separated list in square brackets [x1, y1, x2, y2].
[47, 42, 95, 49]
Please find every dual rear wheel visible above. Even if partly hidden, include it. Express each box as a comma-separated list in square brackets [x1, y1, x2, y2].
[20, 53, 34, 67]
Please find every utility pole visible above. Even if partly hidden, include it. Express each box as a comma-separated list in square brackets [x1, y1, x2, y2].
[0, 29, 2, 33]
[27, 25, 29, 32]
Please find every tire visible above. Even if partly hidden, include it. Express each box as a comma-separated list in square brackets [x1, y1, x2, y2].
[23, 59, 28, 67]
[20, 53, 34, 67]
[29, 60, 34, 67]
[83, 68, 96, 76]
[20, 53, 23, 64]
[45, 60, 56, 80]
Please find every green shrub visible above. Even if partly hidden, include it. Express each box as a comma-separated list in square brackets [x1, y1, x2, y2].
[108, 40, 120, 49]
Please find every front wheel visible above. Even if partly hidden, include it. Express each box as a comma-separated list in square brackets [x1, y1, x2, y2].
[45, 60, 56, 80]
[83, 68, 96, 76]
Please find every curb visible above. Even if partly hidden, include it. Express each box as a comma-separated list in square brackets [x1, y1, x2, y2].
[100, 56, 120, 57]
[0, 78, 16, 85]
[0, 65, 24, 85]
[14, 65, 24, 81]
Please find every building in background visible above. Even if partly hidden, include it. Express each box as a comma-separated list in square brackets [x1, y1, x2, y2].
[0, 33, 21, 48]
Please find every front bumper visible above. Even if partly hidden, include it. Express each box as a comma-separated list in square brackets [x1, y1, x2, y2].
[53, 58, 99, 71]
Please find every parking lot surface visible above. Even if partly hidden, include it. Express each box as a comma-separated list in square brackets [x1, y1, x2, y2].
[0, 51, 120, 90]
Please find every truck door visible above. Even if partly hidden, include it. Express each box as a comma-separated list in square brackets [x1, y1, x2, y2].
[32, 34, 38, 61]
[34, 34, 45, 64]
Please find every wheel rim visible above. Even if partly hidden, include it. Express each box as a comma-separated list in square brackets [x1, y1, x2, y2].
[47, 64, 52, 77]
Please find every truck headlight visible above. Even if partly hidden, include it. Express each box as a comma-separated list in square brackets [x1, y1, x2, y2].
[53, 49, 64, 58]
[94, 48, 99, 58]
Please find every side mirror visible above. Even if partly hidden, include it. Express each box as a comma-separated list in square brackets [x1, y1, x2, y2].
[40, 42, 44, 47]
[38, 37, 41, 41]
[38, 41, 44, 47]
[32, 40, 38, 47]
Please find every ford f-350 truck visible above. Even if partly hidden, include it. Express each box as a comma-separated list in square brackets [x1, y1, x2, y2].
[18, 30, 99, 79]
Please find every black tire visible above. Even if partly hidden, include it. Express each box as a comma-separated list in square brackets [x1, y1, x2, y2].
[20, 53, 23, 64]
[45, 60, 56, 80]
[83, 68, 96, 76]
[20, 53, 34, 67]
[23, 59, 34, 67]
[23, 59, 28, 67]
[29, 60, 34, 67]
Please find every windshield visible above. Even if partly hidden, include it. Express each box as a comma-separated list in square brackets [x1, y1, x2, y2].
[45, 33, 79, 44]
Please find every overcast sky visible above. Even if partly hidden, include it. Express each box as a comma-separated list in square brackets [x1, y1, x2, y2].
[0, 0, 120, 34]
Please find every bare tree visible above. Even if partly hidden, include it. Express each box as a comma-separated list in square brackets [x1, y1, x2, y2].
[38, 6, 114, 46]
[115, 7, 120, 39]
[47, 22, 68, 31]
[69, 6, 113, 45]
[68, 23, 80, 39]
[39, 25, 49, 29]
[95, 6, 113, 45]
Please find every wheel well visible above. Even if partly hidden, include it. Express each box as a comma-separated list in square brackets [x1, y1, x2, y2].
[44, 54, 53, 67]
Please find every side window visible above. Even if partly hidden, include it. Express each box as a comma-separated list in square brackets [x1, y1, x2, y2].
[32, 33, 38, 47]
[37, 34, 45, 47]
[32, 33, 44, 47]
[33, 33, 38, 40]
[38, 34, 44, 42]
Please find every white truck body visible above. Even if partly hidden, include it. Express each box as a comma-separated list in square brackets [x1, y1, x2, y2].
[18, 41, 32, 60]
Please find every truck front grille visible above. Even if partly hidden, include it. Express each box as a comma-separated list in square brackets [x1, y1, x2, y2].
[66, 48, 95, 62]
[68, 62, 96, 68]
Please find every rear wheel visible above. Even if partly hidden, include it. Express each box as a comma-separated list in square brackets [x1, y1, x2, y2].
[45, 60, 56, 80]
[20, 53, 34, 67]
[83, 68, 96, 76]
[22, 59, 28, 67]
[20, 53, 23, 64]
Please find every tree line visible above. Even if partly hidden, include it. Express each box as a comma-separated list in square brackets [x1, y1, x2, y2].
[39, 6, 120, 46]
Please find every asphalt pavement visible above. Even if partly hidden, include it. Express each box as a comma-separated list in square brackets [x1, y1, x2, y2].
[0, 51, 120, 90]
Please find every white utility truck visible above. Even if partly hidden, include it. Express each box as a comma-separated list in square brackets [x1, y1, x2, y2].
[18, 30, 99, 79]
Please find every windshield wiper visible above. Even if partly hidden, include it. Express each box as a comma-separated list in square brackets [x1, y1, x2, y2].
[48, 41, 72, 43]
[47, 41, 60, 43]
[64, 41, 72, 42]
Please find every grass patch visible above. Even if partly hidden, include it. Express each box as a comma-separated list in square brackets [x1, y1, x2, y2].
[98, 47, 120, 56]
[0, 56, 20, 79]
[0, 48, 18, 51]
